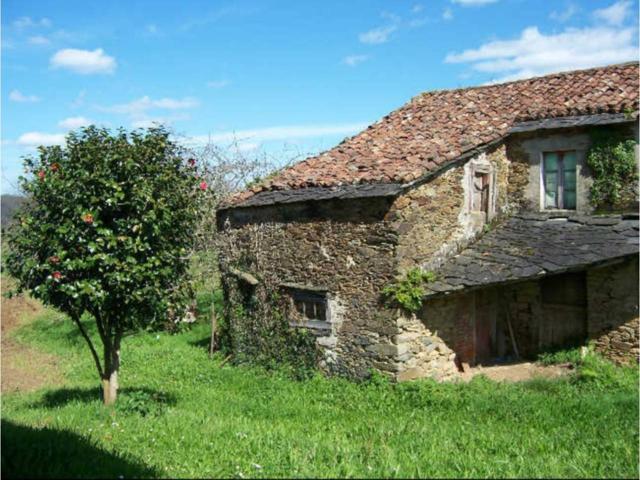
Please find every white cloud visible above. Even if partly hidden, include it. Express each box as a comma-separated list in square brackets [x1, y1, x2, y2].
[411, 4, 424, 13]
[207, 80, 230, 88]
[445, 25, 638, 83]
[9, 90, 40, 103]
[188, 123, 367, 145]
[342, 55, 370, 67]
[359, 25, 397, 44]
[593, 0, 632, 26]
[130, 113, 191, 129]
[50, 48, 116, 75]
[443, 7, 454, 20]
[17, 132, 65, 147]
[100, 96, 199, 115]
[28, 35, 51, 45]
[451, 0, 498, 5]
[550, 4, 579, 22]
[58, 116, 92, 130]
[13, 16, 52, 29]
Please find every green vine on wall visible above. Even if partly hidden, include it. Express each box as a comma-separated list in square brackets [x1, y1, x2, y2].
[382, 268, 436, 313]
[586, 128, 638, 212]
[221, 282, 319, 378]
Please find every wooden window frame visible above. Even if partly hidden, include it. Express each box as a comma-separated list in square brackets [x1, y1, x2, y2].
[542, 150, 577, 210]
[469, 162, 494, 218]
[292, 290, 327, 322]
[281, 284, 331, 330]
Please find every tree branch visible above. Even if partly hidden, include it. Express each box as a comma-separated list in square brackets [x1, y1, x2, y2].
[72, 314, 104, 378]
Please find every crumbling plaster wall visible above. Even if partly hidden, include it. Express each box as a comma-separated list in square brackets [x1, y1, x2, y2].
[506, 123, 638, 214]
[509, 130, 594, 213]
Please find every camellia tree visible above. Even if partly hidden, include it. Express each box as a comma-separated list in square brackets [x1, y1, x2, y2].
[6, 126, 206, 404]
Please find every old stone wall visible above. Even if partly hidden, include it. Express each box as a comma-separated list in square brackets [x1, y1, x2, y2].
[587, 258, 639, 364]
[418, 292, 475, 364]
[390, 144, 514, 274]
[394, 312, 459, 381]
[217, 197, 401, 379]
[217, 122, 638, 381]
[404, 282, 542, 376]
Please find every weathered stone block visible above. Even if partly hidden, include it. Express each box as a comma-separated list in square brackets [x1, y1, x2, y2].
[366, 344, 398, 356]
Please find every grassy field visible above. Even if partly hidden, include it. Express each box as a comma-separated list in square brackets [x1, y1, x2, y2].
[1, 291, 639, 479]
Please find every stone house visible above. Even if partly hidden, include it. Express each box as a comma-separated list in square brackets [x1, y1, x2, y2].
[217, 62, 639, 381]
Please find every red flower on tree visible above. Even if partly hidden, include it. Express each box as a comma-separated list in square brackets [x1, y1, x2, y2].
[52, 271, 62, 280]
[188, 158, 196, 167]
[83, 213, 94, 224]
[38, 170, 45, 180]
[199, 181, 208, 191]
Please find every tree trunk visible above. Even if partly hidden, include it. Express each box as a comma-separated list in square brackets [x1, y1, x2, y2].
[102, 335, 121, 405]
[102, 370, 118, 405]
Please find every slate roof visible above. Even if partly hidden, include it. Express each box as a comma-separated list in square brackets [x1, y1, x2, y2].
[227, 62, 639, 207]
[424, 214, 639, 297]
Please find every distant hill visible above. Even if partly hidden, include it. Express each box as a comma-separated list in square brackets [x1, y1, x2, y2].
[1, 195, 26, 228]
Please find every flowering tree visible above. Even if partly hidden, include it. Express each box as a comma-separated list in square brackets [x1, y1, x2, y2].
[6, 127, 205, 404]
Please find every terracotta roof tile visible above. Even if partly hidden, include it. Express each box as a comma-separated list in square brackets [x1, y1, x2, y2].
[231, 62, 638, 205]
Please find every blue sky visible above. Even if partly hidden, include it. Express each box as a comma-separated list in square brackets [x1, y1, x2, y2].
[2, 0, 638, 194]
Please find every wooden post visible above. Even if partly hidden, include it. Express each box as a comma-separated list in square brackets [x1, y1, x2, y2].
[502, 291, 520, 360]
[209, 300, 217, 358]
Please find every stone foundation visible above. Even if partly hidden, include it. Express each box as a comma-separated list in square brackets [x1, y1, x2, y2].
[588, 258, 639, 364]
[394, 313, 459, 381]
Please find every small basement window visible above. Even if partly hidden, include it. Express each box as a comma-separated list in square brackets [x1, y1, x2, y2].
[282, 284, 331, 330]
[543, 151, 577, 210]
[292, 290, 327, 321]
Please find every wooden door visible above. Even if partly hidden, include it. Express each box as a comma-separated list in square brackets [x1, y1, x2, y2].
[474, 289, 497, 364]
[540, 273, 587, 349]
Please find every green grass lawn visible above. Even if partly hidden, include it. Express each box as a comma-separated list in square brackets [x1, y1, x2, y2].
[2, 296, 639, 479]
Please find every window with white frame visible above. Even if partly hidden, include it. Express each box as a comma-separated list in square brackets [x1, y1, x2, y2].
[543, 151, 577, 209]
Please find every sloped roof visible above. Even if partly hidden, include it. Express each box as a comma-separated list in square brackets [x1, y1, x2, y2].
[227, 62, 638, 207]
[424, 213, 639, 297]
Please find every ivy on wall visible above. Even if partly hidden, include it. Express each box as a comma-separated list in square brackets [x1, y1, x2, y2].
[220, 278, 319, 378]
[586, 128, 638, 212]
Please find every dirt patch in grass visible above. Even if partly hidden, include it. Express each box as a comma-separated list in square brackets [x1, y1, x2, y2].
[461, 361, 574, 382]
[1, 277, 63, 393]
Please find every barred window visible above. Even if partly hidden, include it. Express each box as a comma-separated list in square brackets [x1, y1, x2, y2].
[292, 290, 327, 321]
